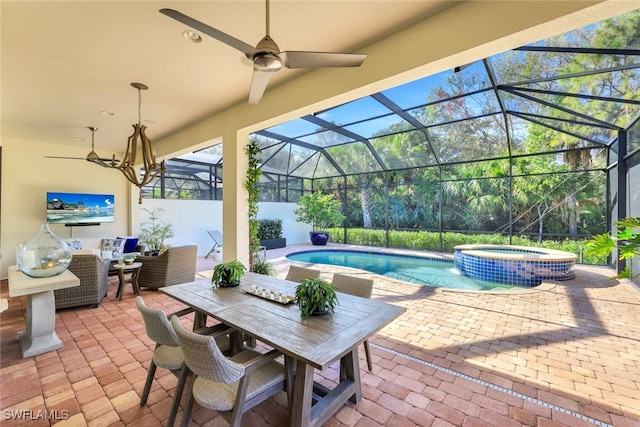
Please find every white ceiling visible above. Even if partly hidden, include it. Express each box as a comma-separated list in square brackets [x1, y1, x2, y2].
[1, 0, 456, 155]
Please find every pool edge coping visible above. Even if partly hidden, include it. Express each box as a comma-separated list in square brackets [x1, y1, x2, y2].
[285, 248, 561, 294]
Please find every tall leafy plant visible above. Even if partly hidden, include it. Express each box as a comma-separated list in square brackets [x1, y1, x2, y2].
[245, 137, 263, 268]
[585, 217, 640, 279]
[139, 208, 174, 253]
[295, 191, 345, 231]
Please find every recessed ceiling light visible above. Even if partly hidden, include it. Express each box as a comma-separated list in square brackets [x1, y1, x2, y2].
[101, 110, 114, 116]
[183, 30, 202, 43]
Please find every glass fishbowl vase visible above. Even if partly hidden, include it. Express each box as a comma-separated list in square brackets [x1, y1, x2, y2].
[19, 223, 73, 278]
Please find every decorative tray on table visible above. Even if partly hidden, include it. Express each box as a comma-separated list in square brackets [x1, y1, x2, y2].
[241, 285, 296, 304]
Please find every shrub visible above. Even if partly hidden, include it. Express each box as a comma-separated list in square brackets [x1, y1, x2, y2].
[258, 219, 283, 240]
[295, 191, 345, 231]
[252, 256, 275, 276]
[326, 227, 606, 264]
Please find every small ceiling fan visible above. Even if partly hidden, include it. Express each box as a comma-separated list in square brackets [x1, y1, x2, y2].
[160, 0, 366, 104]
[45, 127, 118, 168]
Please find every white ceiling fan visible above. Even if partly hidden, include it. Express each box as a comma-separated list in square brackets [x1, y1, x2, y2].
[45, 127, 118, 168]
[160, 0, 367, 104]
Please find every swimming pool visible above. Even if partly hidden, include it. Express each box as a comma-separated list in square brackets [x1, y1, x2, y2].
[286, 250, 515, 291]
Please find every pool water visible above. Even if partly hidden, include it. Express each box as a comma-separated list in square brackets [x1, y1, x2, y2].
[286, 250, 515, 291]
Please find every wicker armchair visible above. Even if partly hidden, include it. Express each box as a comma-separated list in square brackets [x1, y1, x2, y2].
[54, 253, 110, 309]
[136, 296, 231, 427]
[171, 315, 285, 427]
[136, 245, 198, 289]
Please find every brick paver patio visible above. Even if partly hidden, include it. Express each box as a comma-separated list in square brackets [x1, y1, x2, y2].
[1, 243, 639, 426]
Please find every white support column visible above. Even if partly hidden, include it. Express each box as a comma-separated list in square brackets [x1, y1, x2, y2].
[221, 129, 250, 267]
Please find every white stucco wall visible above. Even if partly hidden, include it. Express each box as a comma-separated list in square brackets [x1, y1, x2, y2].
[258, 202, 311, 245]
[134, 199, 308, 258]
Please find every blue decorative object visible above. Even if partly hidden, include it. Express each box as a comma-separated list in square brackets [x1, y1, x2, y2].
[309, 231, 329, 246]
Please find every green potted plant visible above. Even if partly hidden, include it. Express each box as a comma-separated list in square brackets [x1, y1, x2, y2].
[251, 256, 275, 276]
[258, 219, 286, 250]
[585, 217, 640, 280]
[212, 260, 246, 287]
[294, 278, 339, 318]
[123, 254, 136, 265]
[139, 208, 174, 254]
[294, 191, 346, 245]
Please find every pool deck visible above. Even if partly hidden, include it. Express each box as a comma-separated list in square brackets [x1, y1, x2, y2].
[269, 243, 640, 426]
[1, 242, 639, 426]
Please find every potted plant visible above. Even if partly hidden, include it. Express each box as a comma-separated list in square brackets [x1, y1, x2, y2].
[123, 254, 136, 265]
[212, 260, 246, 287]
[585, 217, 640, 280]
[258, 219, 286, 250]
[294, 278, 339, 318]
[139, 208, 174, 255]
[294, 191, 346, 245]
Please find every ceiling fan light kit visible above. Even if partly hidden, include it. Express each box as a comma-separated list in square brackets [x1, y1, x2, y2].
[160, 0, 366, 104]
[254, 53, 282, 72]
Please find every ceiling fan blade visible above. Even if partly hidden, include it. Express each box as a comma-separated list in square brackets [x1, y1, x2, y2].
[45, 155, 117, 166]
[92, 159, 117, 168]
[248, 70, 272, 104]
[89, 156, 120, 165]
[160, 9, 258, 58]
[46, 128, 118, 165]
[45, 156, 85, 160]
[280, 51, 366, 69]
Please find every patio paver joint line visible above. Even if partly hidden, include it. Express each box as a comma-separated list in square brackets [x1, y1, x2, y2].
[370, 342, 613, 427]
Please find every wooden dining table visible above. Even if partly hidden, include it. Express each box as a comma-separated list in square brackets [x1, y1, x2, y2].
[160, 272, 405, 427]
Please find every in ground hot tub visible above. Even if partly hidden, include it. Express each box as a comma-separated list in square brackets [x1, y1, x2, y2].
[454, 245, 577, 287]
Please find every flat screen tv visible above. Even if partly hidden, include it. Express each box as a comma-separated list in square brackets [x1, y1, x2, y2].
[46, 192, 115, 225]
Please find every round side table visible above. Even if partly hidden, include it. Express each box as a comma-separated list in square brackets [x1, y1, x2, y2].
[113, 262, 142, 301]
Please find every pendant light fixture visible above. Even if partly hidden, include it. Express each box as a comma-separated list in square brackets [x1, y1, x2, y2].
[111, 82, 166, 203]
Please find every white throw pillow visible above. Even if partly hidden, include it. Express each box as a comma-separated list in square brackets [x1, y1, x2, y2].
[101, 238, 126, 258]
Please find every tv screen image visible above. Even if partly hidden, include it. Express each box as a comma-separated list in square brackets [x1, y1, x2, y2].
[46, 192, 115, 225]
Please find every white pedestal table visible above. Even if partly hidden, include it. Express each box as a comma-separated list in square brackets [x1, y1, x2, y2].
[8, 266, 80, 358]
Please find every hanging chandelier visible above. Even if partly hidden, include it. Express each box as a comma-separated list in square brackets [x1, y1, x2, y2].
[111, 82, 166, 204]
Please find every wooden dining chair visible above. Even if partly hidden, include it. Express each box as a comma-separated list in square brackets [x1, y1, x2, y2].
[285, 265, 321, 283]
[170, 315, 286, 427]
[331, 273, 375, 371]
[136, 296, 229, 427]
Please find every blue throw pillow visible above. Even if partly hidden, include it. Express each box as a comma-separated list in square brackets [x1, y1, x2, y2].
[121, 237, 139, 253]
